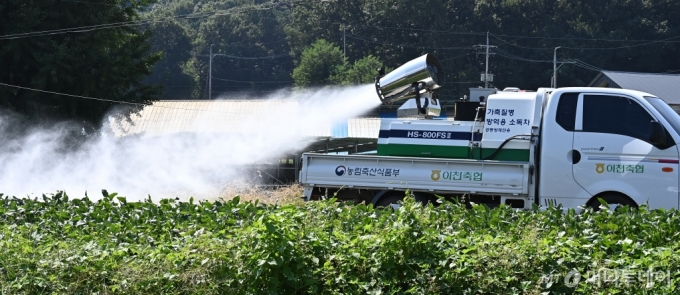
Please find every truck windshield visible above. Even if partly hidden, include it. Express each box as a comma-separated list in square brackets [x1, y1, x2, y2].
[645, 96, 680, 136]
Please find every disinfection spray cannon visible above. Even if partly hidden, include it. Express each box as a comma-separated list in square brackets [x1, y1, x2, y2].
[375, 53, 445, 118]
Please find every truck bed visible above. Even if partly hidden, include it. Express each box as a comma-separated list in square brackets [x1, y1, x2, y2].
[299, 153, 530, 196]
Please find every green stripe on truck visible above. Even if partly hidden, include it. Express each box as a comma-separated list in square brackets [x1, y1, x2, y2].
[377, 144, 530, 161]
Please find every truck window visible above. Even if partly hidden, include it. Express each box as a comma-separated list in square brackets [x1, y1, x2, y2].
[645, 96, 680, 136]
[555, 93, 578, 131]
[582, 95, 661, 145]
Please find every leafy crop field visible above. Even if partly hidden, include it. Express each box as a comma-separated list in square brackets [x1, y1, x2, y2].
[1, 190, 678, 294]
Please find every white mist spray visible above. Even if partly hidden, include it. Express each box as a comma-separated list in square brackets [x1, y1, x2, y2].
[0, 84, 381, 200]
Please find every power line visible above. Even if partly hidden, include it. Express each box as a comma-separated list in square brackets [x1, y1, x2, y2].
[164, 85, 289, 89]
[492, 48, 605, 71]
[490, 34, 551, 50]
[5, 0, 680, 49]
[352, 24, 680, 49]
[347, 29, 679, 52]
[221, 40, 290, 47]
[438, 52, 474, 62]
[0, 82, 147, 106]
[212, 77, 293, 84]
[206, 84, 291, 89]
[0, 14, 198, 40]
[0, 0, 304, 40]
[0, 81, 360, 107]
[491, 33, 680, 50]
[563, 59, 602, 72]
[61, 0, 119, 5]
[560, 35, 680, 50]
[345, 34, 472, 50]
[353, 24, 486, 36]
[492, 32, 680, 43]
[0, 82, 249, 113]
[493, 48, 554, 63]
[217, 89, 290, 94]
[321, 20, 680, 45]
[195, 52, 291, 60]
[7, 1, 680, 54]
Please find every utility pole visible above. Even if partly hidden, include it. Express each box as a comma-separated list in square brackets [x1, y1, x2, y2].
[209, 44, 214, 100]
[474, 32, 496, 89]
[553, 46, 561, 88]
[208, 47, 234, 99]
[485, 32, 490, 88]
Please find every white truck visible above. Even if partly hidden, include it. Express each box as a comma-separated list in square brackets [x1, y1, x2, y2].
[299, 54, 680, 210]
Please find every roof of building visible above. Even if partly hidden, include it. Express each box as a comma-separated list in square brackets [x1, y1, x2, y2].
[588, 70, 680, 104]
[109, 100, 382, 154]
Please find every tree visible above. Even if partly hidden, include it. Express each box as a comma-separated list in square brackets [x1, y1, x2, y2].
[331, 55, 384, 85]
[0, 0, 162, 129]
[285, 0, 366, 60]
[292, 39, 347, 87]
[143, 21, 196, 100]
[194, 4, 294, 98]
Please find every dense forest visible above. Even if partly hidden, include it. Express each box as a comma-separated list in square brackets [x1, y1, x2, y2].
[143, 0, 680, 101]
[2, 0, 680, 125]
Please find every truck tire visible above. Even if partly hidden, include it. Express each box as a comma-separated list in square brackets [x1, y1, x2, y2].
[587, 193, 637, 212]
[375, 192, 436, 209]
[375, 194, 405, 209]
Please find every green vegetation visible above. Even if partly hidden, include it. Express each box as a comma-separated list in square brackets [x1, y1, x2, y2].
[291, 39, 381, 87]
[332, 55, 385, 86]
[1, 191, 678, 294]
[292, 39, 348, 87]
[142, 0, 680, 101]
[3, 0, 680, 125]
[0, 0, 162, 128]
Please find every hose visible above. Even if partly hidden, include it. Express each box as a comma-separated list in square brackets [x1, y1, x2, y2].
[483, 134, 533, 160]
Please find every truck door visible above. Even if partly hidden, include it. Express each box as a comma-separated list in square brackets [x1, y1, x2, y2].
[572, 94, 679, 209]
[539, 92, 592, 206]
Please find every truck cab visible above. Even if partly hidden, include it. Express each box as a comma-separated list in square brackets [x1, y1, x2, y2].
[538, 87, 680, 210]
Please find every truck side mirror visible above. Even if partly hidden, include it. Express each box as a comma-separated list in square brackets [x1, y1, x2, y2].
[650, 121, 667, 145]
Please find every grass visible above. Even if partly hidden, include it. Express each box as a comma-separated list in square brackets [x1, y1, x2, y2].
[217, 183, 304, 205]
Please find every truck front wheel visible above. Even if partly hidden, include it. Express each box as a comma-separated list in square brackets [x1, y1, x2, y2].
[375, 194, 404, 209]
[374, 192, 437, 209]
[587, 193, 637, 212]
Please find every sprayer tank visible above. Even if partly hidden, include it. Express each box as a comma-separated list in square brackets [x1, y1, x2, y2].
[377, 91, 538, 161]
